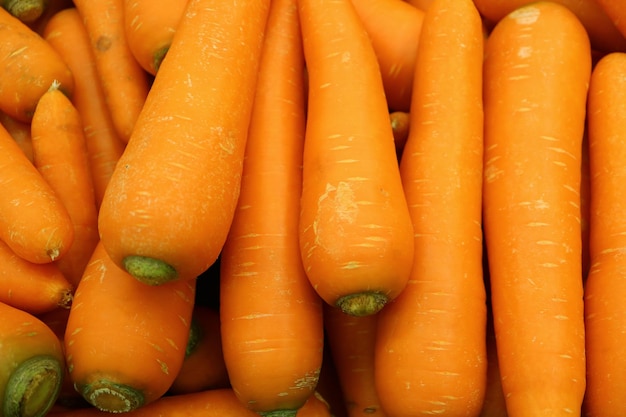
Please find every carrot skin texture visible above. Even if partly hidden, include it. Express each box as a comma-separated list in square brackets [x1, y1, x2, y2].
[297, 0, 414, 316]
[583, 51, 626, 416]
[374, 0, 487, 414]
[98, 0, 271, 285]
[482, 2, 591, 415]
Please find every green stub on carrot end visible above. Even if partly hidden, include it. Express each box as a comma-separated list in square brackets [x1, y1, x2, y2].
[78, 379, 144, 413]
[4, 0, 46, 23]
[259, 410, 299, 417]
[3, 355, 64, 417]
[122, 255, 178, 285]
[335, 292, 389, 316]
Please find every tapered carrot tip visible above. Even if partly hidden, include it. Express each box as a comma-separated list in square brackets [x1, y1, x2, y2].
[77, 380, 144, 413]
[4, 355, 63, 417]
[122, 255, 178, 285]
[259, 410, 298, 417]
[3, 0, 46, 23]
[335, 292, 388, 317]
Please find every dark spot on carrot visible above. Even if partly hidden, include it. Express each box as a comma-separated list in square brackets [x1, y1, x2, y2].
[96, 36, 112, 52]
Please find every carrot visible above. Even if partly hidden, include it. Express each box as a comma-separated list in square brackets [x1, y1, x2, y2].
[219, 0, 324, 414]
[581, 129, 591, 281]
[31, 82, 99, 287]
[297, 392, 333, 417]
[349, 0, 425, 112]
[403, 0, 433, 10]
[473, 0, 626, 53]
[122, 0, 188, 74]
[98, 0, 271, 285]
[373, 0, 487, 414]
[297, 0, 414, 317]
[0, 6, 73, 123]
[323, 304, 386, 417]
[72, 0, 150, 142]
[0, 301, 66, 417]
[26, 0, 73, 35]
[43, 7, 126, 209]
[582, 51, 626, 416]
[389, 110, 410, 160]
[482, 2, 591, 415]
[1, 0, 46, 22]
[64, 241, 196, 413]
[0, 110, 34, 163]
[168, 305, 229, 395]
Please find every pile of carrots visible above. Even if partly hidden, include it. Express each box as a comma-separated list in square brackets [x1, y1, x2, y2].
[2, 0, 626, 415]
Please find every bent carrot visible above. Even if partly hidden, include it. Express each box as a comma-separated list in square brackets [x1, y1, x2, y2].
[72, 0, 150, 142]
[0, 301, 66, 417]
[374, 0, 487, 414]
[31, 82, 99, 287]
[123, 0, 189, 74]
[98, 0, 271, 285]
[297, 0, 414, 316]
[482, 2, 590, 415]
[219, 0, 324, 413]
[64, 241, 196, 413]
[583, 51, 626, 416]
[43, 7, 126, 209]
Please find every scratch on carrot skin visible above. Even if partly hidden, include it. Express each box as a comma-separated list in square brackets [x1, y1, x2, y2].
[165, 338, 180, 351]
[157, 359, 169, 375]
[9, 46, 28, 58]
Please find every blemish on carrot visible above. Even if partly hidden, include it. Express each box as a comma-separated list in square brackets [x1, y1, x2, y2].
[96, 36, 113, 52]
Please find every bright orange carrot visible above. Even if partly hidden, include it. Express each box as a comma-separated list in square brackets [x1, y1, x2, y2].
[297, 0, 414, 317]
[219, 0, 324, 413]
[403, 0, 433, 10]
[349, 0, 425, 112]
[583, 51, 626, 416]
[123, 0, 188, 74]
[31, 82, 99, 287]
[0, 110, 34, 162]
[482, 2, 591, 415]
[72, 0, 150, 142]
[374, 0, 487, 414]
[43, 7, 127, 209]
[98, 0, 271, 285]
[64, 241, 196, 413]
[0, 6, 74, 122]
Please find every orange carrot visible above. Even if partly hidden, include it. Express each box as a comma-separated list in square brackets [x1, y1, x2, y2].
[0, 110, 34, 162]
[31, 82, 99, 287]
[1, 0, 46, 23]
[98, 0, 271, 285]
[297, 0, 414, 317]
[122, 0, 189, 74]
[26, 0, 73, 35]
[482, 2, 591, 415]
[298, 393, 333, 417]
[581, 129, 591, 281]
[72, 0, 150, 142]
[403, 0, 433, 10]
[219, 0, 324, 413]
[374, 0, 487, 414]
[43, 7, 127, 209]
[64, 241, 196, 413]
[473, 0, 626, 53]
[349, 0, 425, 112]
[0, 301, 66, 417]
[0, 6, 73, 122]
[583, 51, 626, 416]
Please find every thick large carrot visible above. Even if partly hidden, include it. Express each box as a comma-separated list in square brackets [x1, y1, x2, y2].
[482, 2, 591, 415]
[0, 6, 73, 122]
[0, 301, 66, 417]
[123, 0, 188, 74]
[583, 51, 626, 416]
[374, 0, 487, 414]
[297, 0, 414, 317]
[31, 82, 99, 287]
[98, 0, 271, 285]
[64, 241, 196, 413]
[219, 0, 324, 414]
[72, 0, 150, 143]
[43, 7, 126, 209]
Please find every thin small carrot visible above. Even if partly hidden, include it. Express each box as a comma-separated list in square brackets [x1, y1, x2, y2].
[0, 110, 34, 163]
[389, 110, 410, 160]
[64, 241, 196, 413]
[349, 0, 425, 112]
[583, 51, 626, 416]
[0, 6, 74, 122]
[98, 0, 271, 285]
[72, 0, 150, 142]
[122, 0, 189, 74]
[482, 2, 591, 415]
[43, 7, 126, 209]
[219, 0, 324, 413]
[374, 0, 487, 414]
[0, 300, 66, 417]
[297, 0, 415, 317]
[31, 82, 99, 287]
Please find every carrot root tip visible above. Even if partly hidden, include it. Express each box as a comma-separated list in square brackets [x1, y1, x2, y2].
[4, 355, 63, 417]
[335, 292, 388, 316]
[78, 380, 144, 413]
[3, 0, 45, 23]
[122, 255, 178, 285]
